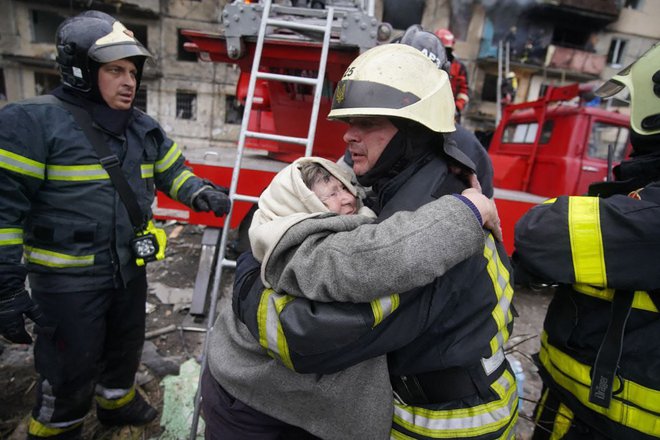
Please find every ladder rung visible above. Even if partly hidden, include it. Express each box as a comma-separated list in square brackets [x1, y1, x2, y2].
[245, 130, 308, 145]
[255, 71, 319, 86]
[221, 258, 237, 269]
[232, 194, 260, 204]
[265, 18, 327, 33]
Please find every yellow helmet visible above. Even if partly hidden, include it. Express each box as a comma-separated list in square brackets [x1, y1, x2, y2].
[595, 42, 660, 136]
[328, 44, 456, 133]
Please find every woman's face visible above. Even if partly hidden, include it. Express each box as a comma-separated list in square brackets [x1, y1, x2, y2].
[311, 176, 357, 215]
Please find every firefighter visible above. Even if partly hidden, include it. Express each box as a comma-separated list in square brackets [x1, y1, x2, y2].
[232, 44, 518, 439]
[514, 42, 660, 439]
[398, 24, 494, 197]
[0, 11, 230, 439]
[434, 28, 470, 122]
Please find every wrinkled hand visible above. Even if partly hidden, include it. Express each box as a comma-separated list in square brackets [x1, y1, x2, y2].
[0, 289, 46, 344]
[461, 187, 503, 242]
[193, 187, 231, 217]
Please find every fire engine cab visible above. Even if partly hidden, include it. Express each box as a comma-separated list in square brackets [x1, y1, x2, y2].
[488, 83, 631, 253]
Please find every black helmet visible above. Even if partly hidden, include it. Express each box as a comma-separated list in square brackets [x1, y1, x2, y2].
[56, 11, 152, 92]
[399, 25, 451, 73]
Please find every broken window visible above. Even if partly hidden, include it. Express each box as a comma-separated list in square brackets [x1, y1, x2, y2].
[607, 38, 627, 67]
[176, 90, 197, 120]
[225, 95, 244, 124]
[34, 72, 60, 96]
[31, 9, 65, 43]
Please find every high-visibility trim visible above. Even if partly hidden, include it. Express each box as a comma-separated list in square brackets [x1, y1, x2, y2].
[257, 288, 296, 370]
[0, 148, 45, 179]
[24, 246, 94, 268]
[141, 163, 154, 179]
[370, 293, 400, 327]
[170, 169, 193, 200]
[552, 402, 574, 440]
[47, 163, 109, 181]
[392, 369, 518, 438]
[28, 417, 83, 437]
[0, 228, 23, 246]
[568, 197, 607, 287]
[539, 331, 660, 436]
[155, 142, 182, 174]
[95, 386, 136, 410]
[483, 233, 514, 355]
[573, 284, 658, 313]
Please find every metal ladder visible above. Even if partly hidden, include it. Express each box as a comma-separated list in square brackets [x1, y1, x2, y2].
[189, 1, 335, 437]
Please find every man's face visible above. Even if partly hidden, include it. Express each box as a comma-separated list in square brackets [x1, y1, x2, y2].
[343, 117, 398, 176]
[98, 58, 138, 110]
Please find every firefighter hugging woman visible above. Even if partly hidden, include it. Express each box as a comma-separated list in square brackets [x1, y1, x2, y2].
[0, 11, 230, 439]
[201, 44, 517, 440]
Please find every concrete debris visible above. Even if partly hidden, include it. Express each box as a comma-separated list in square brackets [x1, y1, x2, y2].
[141, 341, 183, 378]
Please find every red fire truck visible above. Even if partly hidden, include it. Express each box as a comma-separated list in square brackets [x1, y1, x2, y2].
[488, 84, 630, 252]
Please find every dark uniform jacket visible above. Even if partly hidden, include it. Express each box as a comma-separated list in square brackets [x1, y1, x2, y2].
[0, 95, 206, 293]
[235, 152, 518, 438]
[515, 184, 660, 439]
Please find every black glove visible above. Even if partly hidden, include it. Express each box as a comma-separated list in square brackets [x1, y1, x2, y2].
[0, 289, 47, 344]
[193, 187, 231, 217]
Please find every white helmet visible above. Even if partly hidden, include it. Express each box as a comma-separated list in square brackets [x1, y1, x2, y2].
[596, 42, 660, 136]
[328, 44, 456, 133]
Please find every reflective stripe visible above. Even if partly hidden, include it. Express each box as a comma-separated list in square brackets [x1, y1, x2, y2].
[552, 403, 574, 440]
[257, 288, 296, 370]
[568, 197, 607, 286]
[170, 169, 193, 200]
[371, 294, 400, 327]
[155, 142, 182, 174]
[47, 163, 108, 181]
[573, 284, 658, 313]
[0, 148, 45, 179]
[24, 246, 94, 268]
[392, 369, 518, 438]
[539, 331, 660, 436]
[28, 417, 83, 437]
[483, 233, 514, 355]
[141, 163, 154, 179]
[95, 386, 135, 410]
[0, 228, 23, 246]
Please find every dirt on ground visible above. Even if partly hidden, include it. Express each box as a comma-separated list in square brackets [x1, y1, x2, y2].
[0, 221, 553, 439]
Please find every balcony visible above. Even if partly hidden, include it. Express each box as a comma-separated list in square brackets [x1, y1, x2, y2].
[544, 44, 606, 76]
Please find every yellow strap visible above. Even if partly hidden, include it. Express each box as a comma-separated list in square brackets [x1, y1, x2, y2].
[568, 197, 607, 287]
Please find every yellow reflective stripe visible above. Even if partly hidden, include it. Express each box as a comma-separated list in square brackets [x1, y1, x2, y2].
[95, 386, 136, 410]
[539, 332, 660, 436]
[257, 288, 296, 370]
[47, 163, 109, 181]
[155, 142, 182, 173]
[0, 148, 45, 179]
[543, 197, 557, 204]
[370, 293, 400, 327]
[568, 197, 607, 286]
[170, 170, 193, 200]
[483, 233, 514, 355]
[552, 403, 574, 440]
[24, 246, 94, 268]
[392, 369, 518, 438]
[28, 417, 83, 437]
[573, 284, 658, 313]
[141, 163, 154, 179]
[0, 228, 23, 245]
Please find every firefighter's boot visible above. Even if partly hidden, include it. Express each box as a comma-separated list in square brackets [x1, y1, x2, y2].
[96, 390, 157, 427]
[27, 419, 83, 440]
